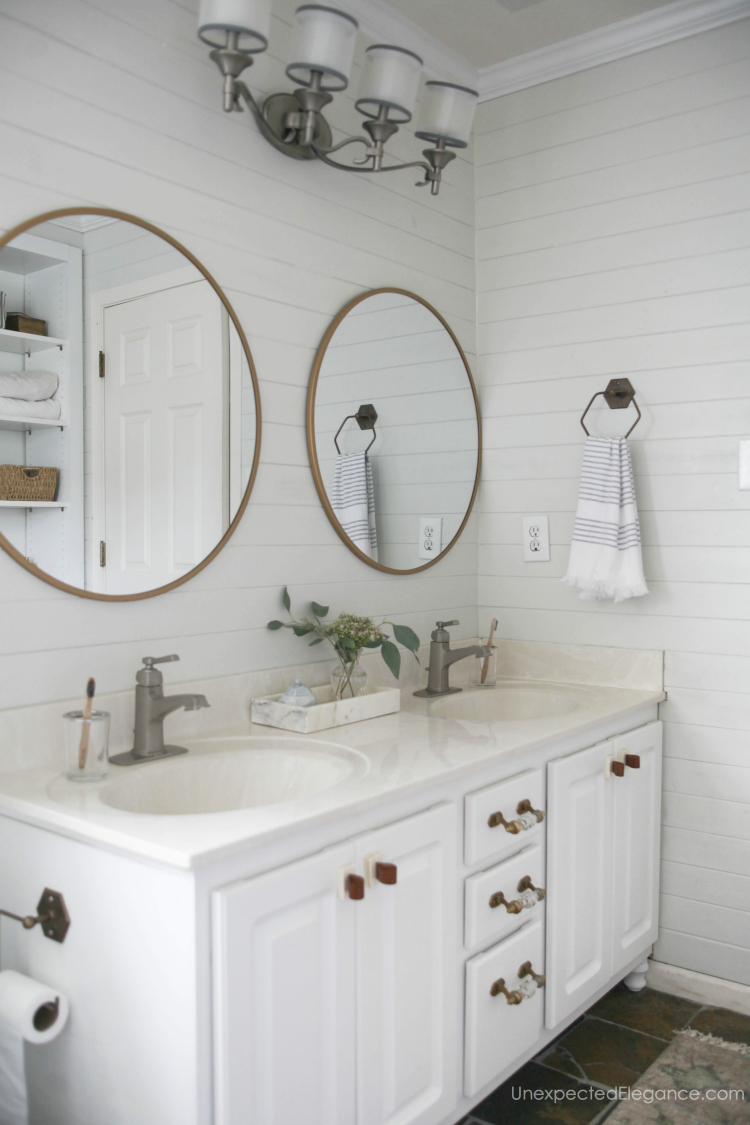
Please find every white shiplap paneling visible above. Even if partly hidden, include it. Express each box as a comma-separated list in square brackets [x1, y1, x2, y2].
[0, 0, 477, 708]
[475, 19, 750, 985]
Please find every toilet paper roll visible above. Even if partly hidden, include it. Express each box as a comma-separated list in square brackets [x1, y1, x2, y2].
[0, 972, 69, 1045]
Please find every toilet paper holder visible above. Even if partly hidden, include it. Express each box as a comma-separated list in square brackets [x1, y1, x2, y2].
[0, 888, 70, 943]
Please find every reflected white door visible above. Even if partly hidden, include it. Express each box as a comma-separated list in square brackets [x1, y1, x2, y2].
[102, 280, 226, 593]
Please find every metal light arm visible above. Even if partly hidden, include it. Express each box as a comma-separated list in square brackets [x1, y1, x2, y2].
[204, 38, 454, 194]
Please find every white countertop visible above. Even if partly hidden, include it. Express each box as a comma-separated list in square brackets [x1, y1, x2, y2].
[0, 678, 664, 870]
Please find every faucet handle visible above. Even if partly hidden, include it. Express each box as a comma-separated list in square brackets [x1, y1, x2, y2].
[435, 620, 459, 628]
[142, 655, 180, 668]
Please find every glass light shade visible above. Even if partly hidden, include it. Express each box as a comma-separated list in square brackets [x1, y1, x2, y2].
[415, 81, 478, 149]
[198, 0, 271, 51]
[355, 45, 423, 124]
[286, 5, 359, 92]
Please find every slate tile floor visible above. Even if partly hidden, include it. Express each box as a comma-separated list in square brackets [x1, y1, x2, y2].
[460, 982, 750, 1125]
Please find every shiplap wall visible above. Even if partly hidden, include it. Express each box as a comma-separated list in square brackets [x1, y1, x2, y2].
[475, 20, 750, 985]
[0, 0, 477, 709]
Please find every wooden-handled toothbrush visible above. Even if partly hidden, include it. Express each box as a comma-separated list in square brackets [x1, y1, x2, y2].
[480, 619, 498, 685]
[78, 678, 96, 771]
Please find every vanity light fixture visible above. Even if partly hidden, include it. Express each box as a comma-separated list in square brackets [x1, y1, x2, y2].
[197, 0, 478, 195]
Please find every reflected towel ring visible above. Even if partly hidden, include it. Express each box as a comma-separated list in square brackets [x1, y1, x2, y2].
[580, 378, 641, 438]
[334, 403, 378, 454]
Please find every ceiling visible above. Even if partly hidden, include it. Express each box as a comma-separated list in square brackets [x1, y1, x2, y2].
[384, 0, 680, 69]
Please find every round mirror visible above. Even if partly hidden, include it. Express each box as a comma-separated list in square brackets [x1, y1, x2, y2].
[307, 289, 480, 573]
[0, 208, 260, 600]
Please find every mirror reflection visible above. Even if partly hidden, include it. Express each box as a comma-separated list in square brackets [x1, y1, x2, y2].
[310, 290, 480, 572]
[0, 212, 258, 597]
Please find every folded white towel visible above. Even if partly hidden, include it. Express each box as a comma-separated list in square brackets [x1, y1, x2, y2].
[0, 371, 58, 401]
[331, 451, 378, 561]
[562, 437, 648, 603]
[0, 396, 61, 420]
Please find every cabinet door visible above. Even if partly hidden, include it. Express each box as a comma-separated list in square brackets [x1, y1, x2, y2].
[610, 722, 662, 974]
[356, 804, 457, 1125]
[212, 843, 357, 1125]
[545, 740, 613, 1029]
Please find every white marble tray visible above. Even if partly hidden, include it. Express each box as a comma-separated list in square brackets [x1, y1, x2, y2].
[251, 684, 400, 733]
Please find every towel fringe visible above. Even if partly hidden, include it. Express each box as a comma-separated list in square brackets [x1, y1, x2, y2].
[561, 574, 649, 603]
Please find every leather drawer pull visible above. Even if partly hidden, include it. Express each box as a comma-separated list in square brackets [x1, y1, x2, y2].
[518, 961, 545, 988]
[625, 754, 640, 769]
[346, 874, 365, 900]
[489, 978, 522, 1004]
[375, 862, 397, 885]
[489, 891, 522, 913]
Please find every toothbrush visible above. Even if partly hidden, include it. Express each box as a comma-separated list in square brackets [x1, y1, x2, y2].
[480, 619, 498, 685]
[78, 678, 96, 771]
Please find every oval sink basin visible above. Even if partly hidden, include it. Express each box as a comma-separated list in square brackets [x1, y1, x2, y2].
[100, 738, 366, 815]
[428, 684, 580, 724]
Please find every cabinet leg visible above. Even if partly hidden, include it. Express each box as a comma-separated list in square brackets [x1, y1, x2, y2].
[623, 960, 650, 992]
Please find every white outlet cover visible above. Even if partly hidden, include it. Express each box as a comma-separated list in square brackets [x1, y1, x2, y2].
[419, 516, 442, 560]
[522, 515, 550, 562]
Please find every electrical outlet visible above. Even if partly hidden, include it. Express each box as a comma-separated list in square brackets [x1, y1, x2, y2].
[522, 515, 550, 562]
[419, 517, 442, 560]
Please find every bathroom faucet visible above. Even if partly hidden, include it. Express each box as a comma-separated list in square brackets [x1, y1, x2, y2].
[413, 622, 492, 697]
[110, 655, 210, 767]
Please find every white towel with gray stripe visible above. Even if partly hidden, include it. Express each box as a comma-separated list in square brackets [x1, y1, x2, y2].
[562, 437, 648, 602]
[331, 451, 378, 561]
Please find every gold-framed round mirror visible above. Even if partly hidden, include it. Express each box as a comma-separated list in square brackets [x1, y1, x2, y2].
[307, 288, 481, 574]
[0, 207, 261, 601]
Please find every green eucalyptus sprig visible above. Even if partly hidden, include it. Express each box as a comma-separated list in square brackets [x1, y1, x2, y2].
[268, 587, 420, 683]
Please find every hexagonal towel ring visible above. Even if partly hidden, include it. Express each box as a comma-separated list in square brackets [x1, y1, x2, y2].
[580, 378, 641, 438]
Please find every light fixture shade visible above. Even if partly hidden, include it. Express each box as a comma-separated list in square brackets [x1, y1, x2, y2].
[286, 5, 359, 92]
[415, 81, 478, 148]
[198, 0, 271, 52]
[355, 45, 423, 124]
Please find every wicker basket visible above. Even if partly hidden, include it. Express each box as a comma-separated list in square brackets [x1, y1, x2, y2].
[0, 465, 58, 502]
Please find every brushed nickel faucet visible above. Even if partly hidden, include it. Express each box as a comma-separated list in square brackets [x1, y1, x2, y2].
[110, 655, 210, 767]
[414, 622, 492, 697]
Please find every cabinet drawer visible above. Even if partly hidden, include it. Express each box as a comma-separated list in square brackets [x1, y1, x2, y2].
[465, 844, 545, 949]
[464, 919, 545, 1097]
[465, 769, 545, 865]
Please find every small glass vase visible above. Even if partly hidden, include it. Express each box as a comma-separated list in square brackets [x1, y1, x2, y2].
[332, 657, 367, 700]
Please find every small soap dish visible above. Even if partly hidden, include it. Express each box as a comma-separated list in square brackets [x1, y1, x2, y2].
[251, 684, 400, 733]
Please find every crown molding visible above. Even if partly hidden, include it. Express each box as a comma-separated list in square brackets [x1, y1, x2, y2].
[344, 0, 479, 89]
[477, 0, 750, 102]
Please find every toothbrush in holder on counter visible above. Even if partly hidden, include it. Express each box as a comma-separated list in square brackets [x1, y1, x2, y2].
[480, 619, 498, 685]
[78, 678, 96, 771]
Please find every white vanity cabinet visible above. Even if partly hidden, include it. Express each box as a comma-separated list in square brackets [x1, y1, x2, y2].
[212, 803, 457, 1125]
[544, 721, 662, 1028]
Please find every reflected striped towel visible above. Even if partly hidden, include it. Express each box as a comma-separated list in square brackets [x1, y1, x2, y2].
[331, 451, 378, 561]
[562, 437, 648, 603]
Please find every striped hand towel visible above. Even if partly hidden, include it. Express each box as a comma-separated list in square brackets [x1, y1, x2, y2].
[562, 437, 648, 602]
[331, 451, 378, 561]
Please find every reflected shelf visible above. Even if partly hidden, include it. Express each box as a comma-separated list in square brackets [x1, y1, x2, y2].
[0, 415, 66, 432]
[0, 500, 66, 509]
[0, 329, 67, 355]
